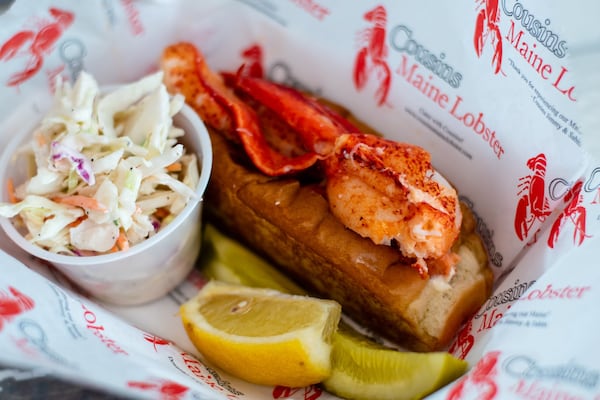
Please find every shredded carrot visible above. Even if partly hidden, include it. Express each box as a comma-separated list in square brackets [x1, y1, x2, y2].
[35, 133, 47, 146]
[116, 230, 129, 251]
[109, 230, 129, 253]
[7, 178, 18, 203]
[67, 215, 87, 228]
[166, 162, 182, 172]
[153, 207, 170, 220]
[52, 195, 108, 213]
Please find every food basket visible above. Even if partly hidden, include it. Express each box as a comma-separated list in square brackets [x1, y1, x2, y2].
[1, 1, 599, 399]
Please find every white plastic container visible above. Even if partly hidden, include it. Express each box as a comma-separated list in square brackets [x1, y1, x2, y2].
[0, 101, 213, 306]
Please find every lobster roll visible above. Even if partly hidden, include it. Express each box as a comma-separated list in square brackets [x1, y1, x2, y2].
[160, 42, 494, 352]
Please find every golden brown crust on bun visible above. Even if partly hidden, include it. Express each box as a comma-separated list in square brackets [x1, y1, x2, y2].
[205, 129, 493, 352]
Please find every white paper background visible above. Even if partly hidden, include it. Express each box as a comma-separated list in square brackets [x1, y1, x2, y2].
[0, 1, 599, 399]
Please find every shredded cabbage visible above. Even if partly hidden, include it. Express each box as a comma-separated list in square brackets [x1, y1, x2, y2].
[0, 71, 199, 255]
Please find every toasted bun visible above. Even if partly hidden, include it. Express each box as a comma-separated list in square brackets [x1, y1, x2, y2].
[204, 128, 493, 352]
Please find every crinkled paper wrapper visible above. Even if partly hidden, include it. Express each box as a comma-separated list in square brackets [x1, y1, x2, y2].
[1, 1, 599, 399]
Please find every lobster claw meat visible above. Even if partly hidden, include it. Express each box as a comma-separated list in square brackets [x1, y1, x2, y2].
[224, 71, 361, 157]
[160, 42, 463, 278]
[161, 42, 320, 176]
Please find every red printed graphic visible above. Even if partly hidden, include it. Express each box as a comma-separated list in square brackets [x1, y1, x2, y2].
[180, 352, 240, 399]
[128, 379, 189, 400]
[514, 153, 552, 242]
[0, 7, 74, 87]
[120, 0, 144, 36]
[239, 44, 264, 78]
[447, 351, 500, 400]
[143, 333, 172, 351]
[0, 286, 35, 332]
[81, 303, 128, 355]
[548, 180, 590, 248]
[353, 5, 391, 106]
[474, 0, 503, 74]
[273, 385, 323, 400]
[448, 320, 474, 360]
[186, 268, 208, 290]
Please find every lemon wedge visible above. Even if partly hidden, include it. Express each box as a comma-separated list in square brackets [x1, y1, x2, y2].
[323, 325, 467, 400]
[180, 281, 341, 387]
[196, 225, 468, 398]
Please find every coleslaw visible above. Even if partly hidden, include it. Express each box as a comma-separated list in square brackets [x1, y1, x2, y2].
[0, 71, 199, 256]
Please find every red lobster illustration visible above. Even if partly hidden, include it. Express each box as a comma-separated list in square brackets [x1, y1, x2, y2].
[273, 385, 323, 400]
[447, 351, 500, 400]
[240, 44, 264, 79]
[127, 380, 189, 400]
[514, 153, 552, 242]
[547, 180, 589, 248]
[0, 286, 35, 332]
[0, 7, 74, 87]
[353, 5, 391, 106]
[474, 0, 503, 74]
[143, 333, 172, 352]
[448, 320, 474, 360]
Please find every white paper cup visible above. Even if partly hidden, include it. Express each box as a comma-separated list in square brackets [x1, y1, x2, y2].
[0, 102, 212, 306]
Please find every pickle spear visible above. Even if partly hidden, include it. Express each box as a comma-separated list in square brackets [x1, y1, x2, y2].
[323, 324, 467, 400]
[200, 224, 305, 295]
[198, 224, 468, 400]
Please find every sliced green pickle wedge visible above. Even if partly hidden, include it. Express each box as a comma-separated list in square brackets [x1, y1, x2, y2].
[200, 224, 305, 295]
[199, 224, 468, 400]
[323, 325, 467, 400]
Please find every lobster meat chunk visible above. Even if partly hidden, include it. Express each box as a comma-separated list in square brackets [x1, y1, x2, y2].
[225, 71, 361, 156]
[324, 133, 461, 277]
[160, 42, 462, 277]
[160, 43, 320, 176]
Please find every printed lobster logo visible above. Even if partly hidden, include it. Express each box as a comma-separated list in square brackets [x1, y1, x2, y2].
[447, 351, 500, 400]
[514, 153, 552, 242]
[474, 0, 503, 74]
[547, 180, 589, 248]
[0, 286, 35, 332]
[515, 154, 590, 248]
[143, 333, 172, 352]
[127, 379, 189, 400]
[0, 7, 74, 87]
[448, 320, 474, 360]
[353, 5, 391, 106]
[272, 385, 323, 400]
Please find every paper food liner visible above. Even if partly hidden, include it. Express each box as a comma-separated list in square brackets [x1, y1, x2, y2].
[1, 1, 599, 399]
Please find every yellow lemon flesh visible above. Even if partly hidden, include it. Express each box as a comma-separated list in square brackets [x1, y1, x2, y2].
[323, 325, 467, 400]
[197, 225, 468, 398]
[180, 281, 341, 387]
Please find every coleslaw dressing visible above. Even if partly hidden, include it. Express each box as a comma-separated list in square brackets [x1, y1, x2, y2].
[0, 71, 199, 255]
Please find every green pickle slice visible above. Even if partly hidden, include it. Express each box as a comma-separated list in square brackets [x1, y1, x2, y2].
[200, 224, 305, 295]
[323, 325, 467, 400]
[199, 224, 468, 400]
